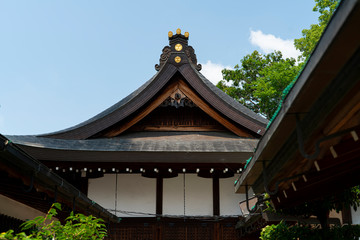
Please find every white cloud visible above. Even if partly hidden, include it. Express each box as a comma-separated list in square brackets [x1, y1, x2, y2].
[249, 30, 301, 59]
[200, 61, 233, 85]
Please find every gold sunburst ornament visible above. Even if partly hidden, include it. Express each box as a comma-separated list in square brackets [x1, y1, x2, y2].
[174, 56, 181, 63]
[175, 43, 183, 51]
[168, 31, 173, 38]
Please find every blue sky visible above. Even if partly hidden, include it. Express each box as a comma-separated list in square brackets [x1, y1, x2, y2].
[0, 0, 319, 135]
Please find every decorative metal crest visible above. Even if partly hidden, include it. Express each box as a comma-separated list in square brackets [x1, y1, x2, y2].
[155, 46, 171, 71]
[185, 46, 202, 71]
[160, 89, 196, 108]
[155, 30, 202, 71]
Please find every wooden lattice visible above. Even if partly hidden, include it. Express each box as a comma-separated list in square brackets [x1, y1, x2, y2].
[222, 223, 240, 240]
[108, 225, 154, 240]
[162, 223, 214, 240]
[108, 219, 253, 240]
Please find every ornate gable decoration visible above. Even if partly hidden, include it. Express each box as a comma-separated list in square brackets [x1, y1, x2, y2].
[155, 28, 202, 71]
[160, 88, 197, 108]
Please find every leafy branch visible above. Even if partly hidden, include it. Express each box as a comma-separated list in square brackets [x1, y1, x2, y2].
[0, 203, 107, 240]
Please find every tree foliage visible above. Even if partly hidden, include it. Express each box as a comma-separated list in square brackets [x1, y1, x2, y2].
[286, 186, 360, 215]
[0, 203, 107, 240]
[217, 51, 301, 119]
[279, 186, 360, 229]
[294, 0, 340, 60]
[260, 221, 360, 240]
[217, 0, 340, 120]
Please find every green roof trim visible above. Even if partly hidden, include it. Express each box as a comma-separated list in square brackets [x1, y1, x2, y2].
[266, 58, 308, 129]
[244, 156, 252, 170]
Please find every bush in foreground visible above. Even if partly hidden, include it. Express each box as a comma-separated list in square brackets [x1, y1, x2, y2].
[0, 203, 107, 240]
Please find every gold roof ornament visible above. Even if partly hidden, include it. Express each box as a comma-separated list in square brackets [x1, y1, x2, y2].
[156, 29, 201, 71]
[174, 56, 181, 63]
[175, 43, 183, 51]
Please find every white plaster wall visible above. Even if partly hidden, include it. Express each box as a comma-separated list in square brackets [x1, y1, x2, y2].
[0, 194, 48, 221]
[88, 174, 156, 218]
[88, 174, 116, 214]
[220, 175, 244, 216]
[163, 175, 184, 216]
[89, 173, 245, 218]
[164, 174, 212, 216]
[351, 207, 360, 224]
[185, 174, 212, 216]
[116, 174, 156, 217]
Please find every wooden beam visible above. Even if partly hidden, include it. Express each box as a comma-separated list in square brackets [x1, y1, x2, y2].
[130, 126, 225, 132]
[213, 176, 219, 216]
[272, 155, 360, 209]
[103, 80, 181, 137]
[156, 177, 163, 215]
[262, 212, 341, 225]
[268, 131, 360, 209]
[342, 205, 352, 225]
[324, 92, 360, 135]
[260, 126, 360, 195]
[178, 79, 252, 137]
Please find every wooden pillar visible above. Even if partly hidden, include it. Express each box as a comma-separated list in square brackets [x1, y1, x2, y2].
[156, 177, 163, 215]
[342, 205, 352, 224]
[213, 176, 220, 216]
[214, 222, 220, 240]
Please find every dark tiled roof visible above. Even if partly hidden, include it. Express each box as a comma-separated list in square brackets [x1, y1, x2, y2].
[0, 134, 118, 222]
[8, 132, 258, 153]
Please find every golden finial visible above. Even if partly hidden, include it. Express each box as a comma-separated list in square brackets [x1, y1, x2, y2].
[168, 31, 173, 38]
[176, 28, 181, 35]
[184, 32, 189, 38]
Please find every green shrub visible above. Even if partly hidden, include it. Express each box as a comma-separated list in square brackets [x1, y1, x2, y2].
[0, 203, 107, 240]
[260, 221, 360, 240]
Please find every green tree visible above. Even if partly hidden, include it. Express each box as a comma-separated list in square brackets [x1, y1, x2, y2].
[217, 50, 301, 119]
[280, 186, 360, 229]
[0, 203, 107, 240]
[294, 0, 339, 60]
[217, 0, 340, 120]
[260, 220, 360, 240]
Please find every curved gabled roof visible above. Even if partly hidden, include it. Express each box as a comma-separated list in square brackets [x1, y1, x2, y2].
[34, 30, 268, 140]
